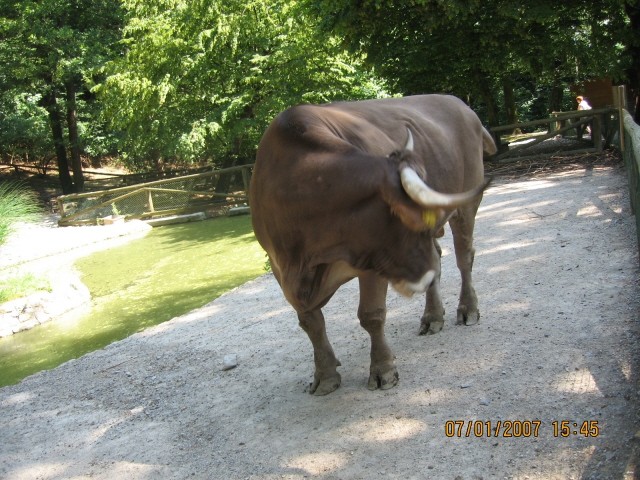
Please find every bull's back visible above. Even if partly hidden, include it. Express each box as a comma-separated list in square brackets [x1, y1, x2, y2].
[251, 94, 492, 225]
[328, 95, 489, 191]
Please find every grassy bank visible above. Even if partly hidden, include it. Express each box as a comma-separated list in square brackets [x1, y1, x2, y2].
[0, 181, 40, 245]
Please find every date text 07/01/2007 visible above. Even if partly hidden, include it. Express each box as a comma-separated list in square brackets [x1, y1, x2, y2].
[444, 420, 600, 438]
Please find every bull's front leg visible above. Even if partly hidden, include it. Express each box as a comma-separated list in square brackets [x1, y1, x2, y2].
[420, 238, 445, 335]
[298, 309, 341, 396]
[358, 272, 399, 391]
[450, 206, 480, 326]
[454, 244, 479, 325]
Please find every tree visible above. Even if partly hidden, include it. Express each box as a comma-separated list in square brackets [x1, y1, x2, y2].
[309, 0, 631, 125]
[0, 92, 53, 165]
[97, 0, 388, 173]
[0, 0, 124, 193]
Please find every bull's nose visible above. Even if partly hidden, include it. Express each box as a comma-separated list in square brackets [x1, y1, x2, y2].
[391, 270, 436, 297]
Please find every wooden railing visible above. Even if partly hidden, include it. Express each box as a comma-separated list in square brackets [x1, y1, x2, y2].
[57, 164, 253, 226]
[621, 110, 640, 256]
[490, 108, 618, 162]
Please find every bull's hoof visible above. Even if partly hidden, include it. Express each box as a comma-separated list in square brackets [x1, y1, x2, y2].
[456, 307, 480, 326]
[309, 373, 341, 396]
[367, 366, 399, 391]
[419, 314, 444, 335]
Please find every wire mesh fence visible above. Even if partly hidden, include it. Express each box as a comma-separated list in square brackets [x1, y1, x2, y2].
[57, 164, 253, 226]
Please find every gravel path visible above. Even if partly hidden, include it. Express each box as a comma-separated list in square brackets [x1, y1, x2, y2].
[1, 165, 639, 479]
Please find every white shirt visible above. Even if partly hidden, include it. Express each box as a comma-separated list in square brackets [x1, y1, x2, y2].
[578, 99, 592, 111]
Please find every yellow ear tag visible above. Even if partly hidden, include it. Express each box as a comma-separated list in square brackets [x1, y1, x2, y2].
[422, 209, 437, 228]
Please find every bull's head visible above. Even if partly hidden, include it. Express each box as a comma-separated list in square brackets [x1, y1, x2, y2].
[385, 129, 491, 297]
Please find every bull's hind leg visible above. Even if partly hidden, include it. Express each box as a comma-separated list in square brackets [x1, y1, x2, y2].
[358, 272, 399, 390]
[298, 309, 341, 395]
[449, 202, 481, 326]
[420, 238, 445, 335]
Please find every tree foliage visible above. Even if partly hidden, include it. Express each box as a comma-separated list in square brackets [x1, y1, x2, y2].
[0, 93, 52, 163]
[97, 0, 388, 170]
[309, 0, 632, 124]
[1, 0, 637, 188]
[0, 0, 124, 192]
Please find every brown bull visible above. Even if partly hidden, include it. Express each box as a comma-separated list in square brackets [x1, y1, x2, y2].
[250, 94, 496, 395]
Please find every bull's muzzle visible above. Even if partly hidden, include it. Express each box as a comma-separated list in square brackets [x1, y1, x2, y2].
[391, 269, 436, 297]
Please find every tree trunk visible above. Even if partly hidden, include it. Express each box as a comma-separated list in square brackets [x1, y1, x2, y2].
[214, 155, 238, 197]
[66, 81, 84, 192]
[475, 71, 499, 126]
[502, 77, 519, 133]
[548, 83, 564, 113]
[214, 134, 247, 195]
[42, 84, 74, 194]
[151, 149, 164, 173]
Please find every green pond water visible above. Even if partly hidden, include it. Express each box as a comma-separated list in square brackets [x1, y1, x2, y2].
[0, 216, 265, 387]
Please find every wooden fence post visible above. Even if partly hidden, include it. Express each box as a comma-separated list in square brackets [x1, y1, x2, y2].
[241, 166, 250, 194]
[592, 114, 602, 152]
[613, 85, 626, 152]
[147, 189, 155, 213]
[549, 112, 565, 136]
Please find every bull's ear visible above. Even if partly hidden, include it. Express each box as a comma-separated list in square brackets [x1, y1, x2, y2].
[389, 201, 430, 232]
[381, 159, 449, 233]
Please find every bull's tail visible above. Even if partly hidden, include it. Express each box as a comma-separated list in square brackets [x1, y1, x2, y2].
[482, 127, 497, 156]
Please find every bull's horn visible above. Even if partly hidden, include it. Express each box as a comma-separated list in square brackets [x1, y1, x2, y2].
[400, 166, 491, 209]
[404, 128, 414, 152]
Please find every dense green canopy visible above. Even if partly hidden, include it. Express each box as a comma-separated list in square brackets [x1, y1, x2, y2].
[1, 0, 638, 190]
[309, 0, 634, 125]
[97, 0, 387, 171]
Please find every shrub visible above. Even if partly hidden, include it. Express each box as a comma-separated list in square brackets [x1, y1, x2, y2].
[0, 181, 40, 245]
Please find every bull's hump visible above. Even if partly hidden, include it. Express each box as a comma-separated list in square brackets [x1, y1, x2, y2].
[276, 104, 331, 136]
[275, 104, 396, 155]
[271, 106, 342, 153]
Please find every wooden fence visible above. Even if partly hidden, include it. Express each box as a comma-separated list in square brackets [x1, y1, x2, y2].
[57, 164, 253, 226]
[490, 108, 618, 162]
[5, 162, 221, 191]
[622, 110, 640, 256]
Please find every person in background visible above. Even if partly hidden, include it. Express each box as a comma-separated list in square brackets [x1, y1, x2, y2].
[576, 95, 592, 111]
[576, 95, 592, 136]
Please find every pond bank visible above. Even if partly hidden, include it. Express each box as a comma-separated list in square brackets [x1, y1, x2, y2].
[0, 218, 151, 337]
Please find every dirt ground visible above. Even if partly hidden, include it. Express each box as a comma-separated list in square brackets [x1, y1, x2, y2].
[1, 161, 639, 480]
